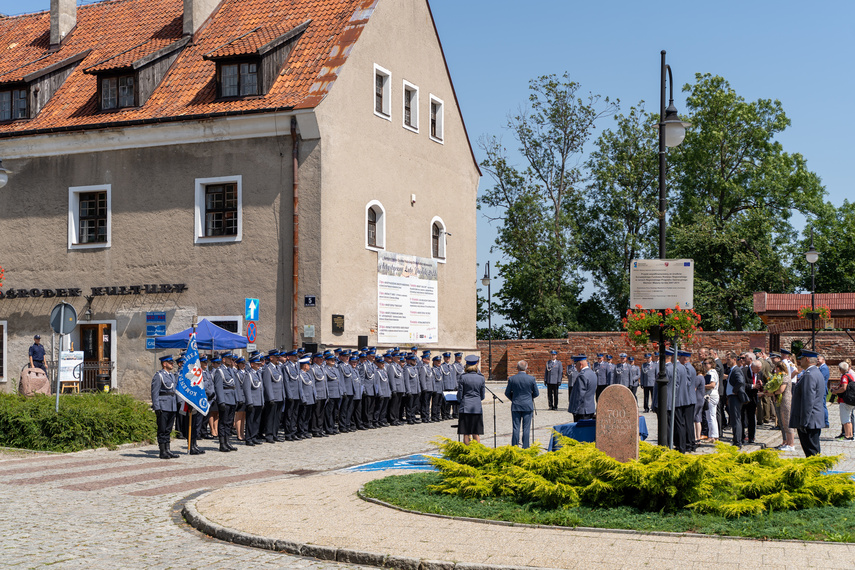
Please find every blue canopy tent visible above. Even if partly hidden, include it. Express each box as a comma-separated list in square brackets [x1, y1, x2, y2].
[153, 318, 248, 351]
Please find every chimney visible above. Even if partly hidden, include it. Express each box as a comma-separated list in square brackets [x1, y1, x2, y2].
[50, 0, 77, 45]
[183, 0, 220, 35]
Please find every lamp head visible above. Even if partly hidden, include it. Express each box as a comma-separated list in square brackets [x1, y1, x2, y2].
[805, 246, 819, 265]
[654, 104, 691, 147]
[481, 262, 491, 286]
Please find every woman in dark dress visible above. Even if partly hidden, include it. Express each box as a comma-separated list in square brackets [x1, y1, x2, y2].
[457, 355, 486, 444]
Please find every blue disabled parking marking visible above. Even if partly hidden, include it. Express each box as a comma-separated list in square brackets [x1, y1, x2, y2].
[346, 453, 438, 472]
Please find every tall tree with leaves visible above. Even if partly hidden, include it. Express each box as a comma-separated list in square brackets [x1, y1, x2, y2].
[794, 201, 855, 294]
[479, 73, 617, 337]
[580, 105, 659, 327]
[669, 74, 825, 330]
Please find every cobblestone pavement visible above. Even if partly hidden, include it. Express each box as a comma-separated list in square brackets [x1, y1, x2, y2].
[1, 390, 853, 569]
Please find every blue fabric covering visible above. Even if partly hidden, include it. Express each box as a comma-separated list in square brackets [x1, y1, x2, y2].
[153, 319, 249, 350]
[547, 417, 648, 452]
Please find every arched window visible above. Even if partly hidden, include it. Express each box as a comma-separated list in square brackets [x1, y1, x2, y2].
[430, 216, 446, 262]
[367, 208, 377, 247]
[366, 200, 386, 250]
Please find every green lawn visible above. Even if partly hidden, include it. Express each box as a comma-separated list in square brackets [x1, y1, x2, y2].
[362, 472, 855, 542]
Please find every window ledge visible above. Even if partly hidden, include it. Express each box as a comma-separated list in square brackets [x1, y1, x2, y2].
[374, 110, 391, 121]
[429, 135, 444, 145]
[403, 123, 419, 134]
[366, 244, 385, 252]
[195, 235, 241, 245]
[69, 242, 110, 250]
[432, 256, 446, 264]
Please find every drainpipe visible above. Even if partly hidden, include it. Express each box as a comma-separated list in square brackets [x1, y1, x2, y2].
[291, 117, 300, 349]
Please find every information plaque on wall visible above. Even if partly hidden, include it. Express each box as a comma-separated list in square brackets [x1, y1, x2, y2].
[332, 314, 345, 334]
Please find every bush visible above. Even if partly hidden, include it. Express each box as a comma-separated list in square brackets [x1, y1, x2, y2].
[0, 392, 156, 452]
[428, 436, 855, 517]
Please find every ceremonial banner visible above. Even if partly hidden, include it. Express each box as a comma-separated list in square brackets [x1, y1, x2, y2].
[175, 332, 210, 415]
[377, 251, 438, 344]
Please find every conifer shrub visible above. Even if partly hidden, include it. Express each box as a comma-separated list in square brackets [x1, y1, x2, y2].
[427, 435, 855, 517]
[0, 392, 156, 452]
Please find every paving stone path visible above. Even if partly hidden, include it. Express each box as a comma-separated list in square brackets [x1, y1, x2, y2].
[1, 391, 853, 569]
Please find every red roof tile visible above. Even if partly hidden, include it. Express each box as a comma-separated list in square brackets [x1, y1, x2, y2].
[0, 0, 379, 135]
[754, 292, 855, 313]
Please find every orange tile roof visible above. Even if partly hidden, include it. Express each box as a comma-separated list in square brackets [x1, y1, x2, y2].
[204, 19, 308, 59]
[754, 292, 855, 313]
[84, 37, 187, 73]
[0, 0, 380, 136]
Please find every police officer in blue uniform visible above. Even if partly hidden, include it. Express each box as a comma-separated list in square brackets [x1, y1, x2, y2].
[456, 355, 486, 445]
[152, 355, 179, 459]
[282, 350, 302, 440]
[28, 334, 47, 374]
[296, 356, 317, 438]
[324, 354, 342, 434]
[261, 350, 286, 442]
[213, 353, 239, 452]
[544, 350, 563, 410]
[568, 354, 596, 421]
[243, 356, 265, 445]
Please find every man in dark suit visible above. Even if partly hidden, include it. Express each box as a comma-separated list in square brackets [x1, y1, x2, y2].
[568, 354, 597, 421]
[791, 349, 826, 457]
[724, 351, 748, 448]
[505, 360, 540, 448]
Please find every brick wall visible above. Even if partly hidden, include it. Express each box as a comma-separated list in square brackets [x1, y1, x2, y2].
[477, 330, 855, 380]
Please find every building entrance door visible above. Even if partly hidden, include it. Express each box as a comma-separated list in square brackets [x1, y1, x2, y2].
[80, 323, 113, 391]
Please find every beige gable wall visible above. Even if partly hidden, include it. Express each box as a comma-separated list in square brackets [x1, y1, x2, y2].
[312, 0, 480, 350]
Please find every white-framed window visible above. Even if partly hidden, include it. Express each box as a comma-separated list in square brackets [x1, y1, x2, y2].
[194, 175, 243, 244]
[366, 200, 386, 251]
[68, 184, 111, 250]
[0, 321, 6, 382]
[402, 80, 419, 132]
[430, 216, 447, 262]
[373, 64, 391, 120]
[198, 316, 243, 336]
[429, 94, 444, 143]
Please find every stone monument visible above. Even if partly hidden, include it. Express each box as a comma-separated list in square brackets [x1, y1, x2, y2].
[595, 385, 639, 462]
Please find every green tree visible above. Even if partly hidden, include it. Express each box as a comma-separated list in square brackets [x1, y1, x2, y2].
[669, 74, 826, 330]
[794, 201, 855, 294]
[580, 104, 659, 326]
[479, 73, 617, 337]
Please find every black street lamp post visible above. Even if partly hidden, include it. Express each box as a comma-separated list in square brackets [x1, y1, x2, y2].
[653, 51, 690, 448]
[805, 228, 819, 350]
[482, 262, 492, 381]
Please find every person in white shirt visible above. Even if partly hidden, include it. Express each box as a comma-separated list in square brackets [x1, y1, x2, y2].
[702, 357, 719, 443]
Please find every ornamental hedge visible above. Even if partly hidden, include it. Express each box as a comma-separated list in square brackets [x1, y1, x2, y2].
[428, 436, 855, 518]
[0, 392, 156, 452]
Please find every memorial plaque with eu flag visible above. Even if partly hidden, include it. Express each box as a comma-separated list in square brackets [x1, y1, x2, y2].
[175, 333, 210, 415]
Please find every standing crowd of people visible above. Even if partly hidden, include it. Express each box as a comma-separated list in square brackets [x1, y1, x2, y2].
[150, 347, 474, 459]
[523, 346, 853, 457]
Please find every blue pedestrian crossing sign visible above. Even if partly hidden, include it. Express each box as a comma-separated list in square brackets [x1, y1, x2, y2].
[245, 298, 259, 321]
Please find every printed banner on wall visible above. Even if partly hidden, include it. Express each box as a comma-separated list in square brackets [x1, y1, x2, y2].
[377, 251, 438, 344]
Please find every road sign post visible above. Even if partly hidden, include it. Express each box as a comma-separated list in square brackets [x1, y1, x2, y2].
[49, 302, 79, 413]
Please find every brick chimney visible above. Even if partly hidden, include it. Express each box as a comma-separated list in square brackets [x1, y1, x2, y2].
[50, 0, 77, 46]
[183, 0, 220, 35]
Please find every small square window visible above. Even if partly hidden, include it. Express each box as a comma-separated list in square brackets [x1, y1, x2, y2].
[373, 64, 391, 120]
[1, 88, 28, 121]
[219, 61, 259, 98]
[101, 75, 135, 110]
[69, 185, 111, 249]
[195, 176, 243, 244]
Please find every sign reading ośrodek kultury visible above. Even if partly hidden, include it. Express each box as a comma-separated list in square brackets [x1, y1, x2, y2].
[595, 385, 639, 462]
[377, 252, 438, 344]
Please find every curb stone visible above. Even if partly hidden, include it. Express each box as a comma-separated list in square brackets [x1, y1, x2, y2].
[182, 491, 553, 570]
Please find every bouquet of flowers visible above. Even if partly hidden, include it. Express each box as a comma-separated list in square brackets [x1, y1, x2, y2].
[622, 304, 702, 349]
[797, 305, 831, 320]
[764, 371, 785, 405]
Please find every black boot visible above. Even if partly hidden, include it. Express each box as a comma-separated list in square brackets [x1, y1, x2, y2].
[158, 442, 171, 459]
[218, 434, 231, 452]
[190, 444, 205, 455]
[225, 430, 237, 451]
[165, 441, 179, 458]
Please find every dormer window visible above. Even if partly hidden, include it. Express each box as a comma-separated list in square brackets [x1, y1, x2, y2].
[0, 87, 28, 121]
[100, 74, 136, 110]
[219, 61, 259, 98]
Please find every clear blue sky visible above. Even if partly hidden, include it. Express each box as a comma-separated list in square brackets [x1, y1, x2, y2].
[4, 1, 853, 322]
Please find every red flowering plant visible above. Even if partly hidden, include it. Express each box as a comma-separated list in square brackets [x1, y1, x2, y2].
[622, 304, 702, 349]
[797, 305, 830, 320]
[0, 264, 4, 289]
